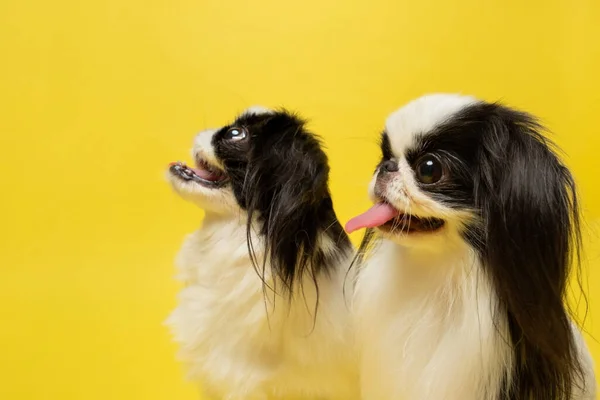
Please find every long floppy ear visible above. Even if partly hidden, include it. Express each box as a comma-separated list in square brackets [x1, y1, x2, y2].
[242, 111, 347, 294]
[470, 104, 584, 398]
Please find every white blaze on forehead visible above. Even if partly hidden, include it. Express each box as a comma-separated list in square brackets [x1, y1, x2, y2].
[385, 94, 478, 155]
[240, 105, 274, 117]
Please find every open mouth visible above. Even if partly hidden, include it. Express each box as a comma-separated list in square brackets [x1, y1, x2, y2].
[379, 214, 445, 234]
[345, 202, 445, 234]
[169, 159, 229, 188]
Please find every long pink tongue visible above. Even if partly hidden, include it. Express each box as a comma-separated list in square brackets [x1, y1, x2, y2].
[345, 203, 400, 233]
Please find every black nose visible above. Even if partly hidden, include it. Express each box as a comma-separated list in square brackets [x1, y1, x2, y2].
[381, 160, 399, 172]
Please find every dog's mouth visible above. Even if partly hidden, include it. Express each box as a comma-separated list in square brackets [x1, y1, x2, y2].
[345, 202, 445, 234]
[169, 159, 229, 188]
[379, 214, 445, 234]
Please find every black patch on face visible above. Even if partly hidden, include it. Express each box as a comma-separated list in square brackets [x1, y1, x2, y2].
[380, 131, 394, 160]
[360, 101, 587, 399]
[374, 131, 395, 175]
[212, 110, 352, 294]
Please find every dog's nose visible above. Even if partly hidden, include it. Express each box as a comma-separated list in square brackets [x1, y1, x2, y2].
[381, 160, 399, 173]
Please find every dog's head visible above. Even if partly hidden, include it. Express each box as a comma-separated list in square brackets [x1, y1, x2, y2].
[168, 107, 349, 290]
[348, 94, 580, 254]
[168, 107, 330, 214]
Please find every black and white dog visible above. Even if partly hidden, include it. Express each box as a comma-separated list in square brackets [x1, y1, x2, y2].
[347, 94, 596, 399]
[166, 107, 358, 399]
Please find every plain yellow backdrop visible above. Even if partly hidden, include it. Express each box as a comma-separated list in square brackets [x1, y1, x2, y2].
[1, 0, 599, 398]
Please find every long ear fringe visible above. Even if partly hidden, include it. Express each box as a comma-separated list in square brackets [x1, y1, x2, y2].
[241, 111, 350, 300]
[470, 103, 586, 399]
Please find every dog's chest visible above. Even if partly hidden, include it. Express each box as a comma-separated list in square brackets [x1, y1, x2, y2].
[168, 223, 359, 399]
[171, 224, 271, 346]
[355, 244, 510, 400]
[168, 224, 276, 381]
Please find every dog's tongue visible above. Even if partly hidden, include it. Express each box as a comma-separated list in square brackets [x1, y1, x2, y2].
[169, 161, 221, 181]
[191, 167, 220, 180]
[345, 203, 400, 233]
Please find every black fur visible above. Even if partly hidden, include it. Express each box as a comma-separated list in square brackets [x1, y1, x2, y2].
[380, 131, 394, 161]
[212, 109, 351, 295]
[357, 102, 587, 399]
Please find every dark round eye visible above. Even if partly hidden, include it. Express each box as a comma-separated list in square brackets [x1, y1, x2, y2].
[415, 154, 443, 184]
[224, 127, 248, 141]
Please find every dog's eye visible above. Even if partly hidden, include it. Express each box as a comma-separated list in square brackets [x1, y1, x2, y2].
[415, 154, 443, 184]
[224, 127, 248, 141]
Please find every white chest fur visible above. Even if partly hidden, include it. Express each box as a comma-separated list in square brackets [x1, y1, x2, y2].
[355, 240, 512, 400]
[167, 216, 359, 400]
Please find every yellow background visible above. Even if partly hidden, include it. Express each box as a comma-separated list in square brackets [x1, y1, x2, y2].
[1, 0, 599, 398]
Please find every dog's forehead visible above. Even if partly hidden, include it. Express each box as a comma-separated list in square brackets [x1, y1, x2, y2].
[241, 105, 273, 116]
[384, 94, 477, 155]
[234, 105, 275, 127]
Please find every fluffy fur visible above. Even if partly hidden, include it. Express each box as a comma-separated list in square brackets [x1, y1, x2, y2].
[351, 94, 596, 399]
[166, 107, 359, 399]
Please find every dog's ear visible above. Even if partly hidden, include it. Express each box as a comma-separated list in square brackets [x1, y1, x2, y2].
[242, 111, 331, 293]
[471, 104, 584, 398]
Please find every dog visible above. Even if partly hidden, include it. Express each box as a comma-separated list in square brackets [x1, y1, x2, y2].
[346, 94, 596, 399]
[166, 107, 358, 399]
